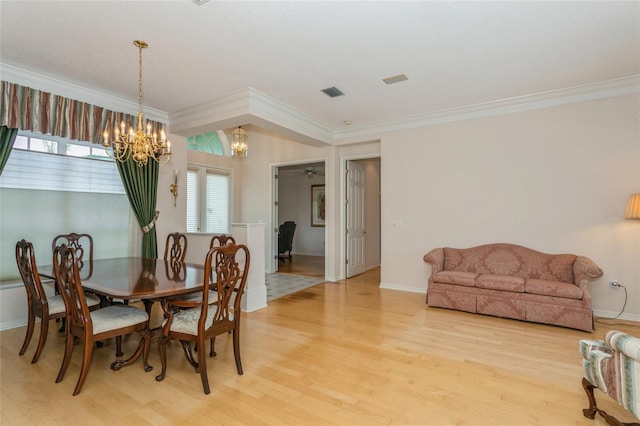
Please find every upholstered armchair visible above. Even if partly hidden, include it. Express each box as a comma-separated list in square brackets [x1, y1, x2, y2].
[580, 330, 640, 425]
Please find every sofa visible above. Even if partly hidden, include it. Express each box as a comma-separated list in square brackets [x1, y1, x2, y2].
[423, 243, 603, 332]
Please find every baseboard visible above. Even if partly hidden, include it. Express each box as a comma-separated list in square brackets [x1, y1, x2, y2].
[593, 309, 640, 323]
[1, 319, 27, 332]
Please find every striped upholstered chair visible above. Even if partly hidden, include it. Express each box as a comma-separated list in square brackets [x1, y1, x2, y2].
[580, 330, 640, 425]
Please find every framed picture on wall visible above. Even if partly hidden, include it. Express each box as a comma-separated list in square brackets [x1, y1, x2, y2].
[311, 184, 325, 227]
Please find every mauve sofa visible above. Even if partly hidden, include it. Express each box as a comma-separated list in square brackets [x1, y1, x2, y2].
[423, 243, 603, 332]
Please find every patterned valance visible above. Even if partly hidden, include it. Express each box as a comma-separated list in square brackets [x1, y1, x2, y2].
[0, 80, 165, 144]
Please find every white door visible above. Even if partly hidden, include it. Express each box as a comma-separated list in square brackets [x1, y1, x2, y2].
[346, 160, 366, 277]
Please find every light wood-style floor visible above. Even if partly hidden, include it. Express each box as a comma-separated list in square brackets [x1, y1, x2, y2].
[2, 267, 639, 425]
[277, 254, 324, 277]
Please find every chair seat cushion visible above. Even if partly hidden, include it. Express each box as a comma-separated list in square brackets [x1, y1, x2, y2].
[48, 293, 100, 315]
[164, 305, 233, 336]
[47, 294, 67, 315]
[91, 305, 148, 334]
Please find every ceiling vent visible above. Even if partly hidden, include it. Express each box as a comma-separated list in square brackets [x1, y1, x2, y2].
[383, 74, 409, 85]
[321, 86, 345, 98]
[192, 0, 210, 5]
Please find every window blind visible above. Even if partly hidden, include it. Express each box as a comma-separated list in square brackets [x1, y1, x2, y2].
[186, 169, 199, 232]
[206, 172, 229, 233]
[0, 148, 131, 282]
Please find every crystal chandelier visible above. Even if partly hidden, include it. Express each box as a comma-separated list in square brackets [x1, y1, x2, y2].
[230, 126, 248, 159]
[102, 40, 171, 167]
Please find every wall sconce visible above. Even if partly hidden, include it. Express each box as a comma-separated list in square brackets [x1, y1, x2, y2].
[624, 193, 640, 219]
[169, 170, 179, 207]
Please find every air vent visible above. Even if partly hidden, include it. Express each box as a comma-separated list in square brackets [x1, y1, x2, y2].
[321, 86, 345, 98]
[192, 0, 210, 5]
[383, 74, 409, 85]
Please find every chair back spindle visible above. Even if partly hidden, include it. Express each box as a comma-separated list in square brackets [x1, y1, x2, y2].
[52, 233, 93, 279]
[164, 232, 188, 263]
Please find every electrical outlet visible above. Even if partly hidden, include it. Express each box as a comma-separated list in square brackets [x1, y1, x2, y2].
[610, 280, 621, 288]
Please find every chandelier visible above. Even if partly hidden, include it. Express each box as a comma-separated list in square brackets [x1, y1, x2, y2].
[230, 126, 248, 159]
[102, 40, 171, 167]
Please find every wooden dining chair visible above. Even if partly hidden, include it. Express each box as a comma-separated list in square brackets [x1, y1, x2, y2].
[53, 244, 151, 396]
[164, 232, 188, 263]
[155, 242, 250, 394]
[51, 233, 94, 280]
[210, 234, 235, 248]
[15, 239, 100, 364]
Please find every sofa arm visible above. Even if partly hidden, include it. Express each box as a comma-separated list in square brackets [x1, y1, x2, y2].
[423, 248, 444, 274]
[605, 330, 640, 362]
[573, 255, 603, 287]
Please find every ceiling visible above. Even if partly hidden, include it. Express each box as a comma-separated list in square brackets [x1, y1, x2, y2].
[1, 1, 639, 143]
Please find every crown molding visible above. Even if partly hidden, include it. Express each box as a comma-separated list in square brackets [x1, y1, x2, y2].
[169, 87, 334, 145]
[333, 75, 640, 144]
[0, 63, 169, 123]
[3, 62, 637, 146]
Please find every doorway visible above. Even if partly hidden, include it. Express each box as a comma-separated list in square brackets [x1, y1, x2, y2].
[343, 157, 381, 279]
[268, 161, 326, 300]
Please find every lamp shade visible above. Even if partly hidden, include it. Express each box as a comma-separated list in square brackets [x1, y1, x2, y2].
[624, 193, 640, 219]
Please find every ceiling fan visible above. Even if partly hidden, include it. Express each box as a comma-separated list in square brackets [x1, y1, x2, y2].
[301, 167, 324, 178]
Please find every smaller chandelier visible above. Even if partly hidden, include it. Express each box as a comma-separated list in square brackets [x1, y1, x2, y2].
[103, 40, 171, 167]
[231, 126, 248, 159]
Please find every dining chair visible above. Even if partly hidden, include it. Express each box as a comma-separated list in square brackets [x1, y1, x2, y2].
[155, 242, 250, 394]
[51, 233, 94, 280]
[164, 232, 188, 263]
[210, 234, 235, 248]
[15, 239, 100, 364]
[176, 234, 234, 305]
[53, 244, 150, 396]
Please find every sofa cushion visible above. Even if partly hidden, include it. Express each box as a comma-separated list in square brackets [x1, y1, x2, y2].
[433, 271, 477, 287]
[525, 279, 583, 300]
[476, 274, 525, 293]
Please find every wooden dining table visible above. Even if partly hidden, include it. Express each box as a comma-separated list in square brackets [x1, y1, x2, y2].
[41, 257, 207, 371]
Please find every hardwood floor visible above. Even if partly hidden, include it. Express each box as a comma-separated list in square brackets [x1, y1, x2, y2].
[276, 254, 324, 277]
[2, 267, 639, 425]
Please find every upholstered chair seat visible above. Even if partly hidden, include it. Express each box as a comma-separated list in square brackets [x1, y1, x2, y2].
[47, 293, 100, 315]
[90, 305, 149, 334]
[162, 304, 234, 335]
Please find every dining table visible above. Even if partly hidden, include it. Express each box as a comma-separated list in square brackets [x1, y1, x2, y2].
[40, 257, 207, 371]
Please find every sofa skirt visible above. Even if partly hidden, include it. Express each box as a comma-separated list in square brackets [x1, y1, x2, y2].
[427, 283, 593, 332]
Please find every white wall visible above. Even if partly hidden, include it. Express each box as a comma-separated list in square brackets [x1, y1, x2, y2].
[379, 94, 640, 320]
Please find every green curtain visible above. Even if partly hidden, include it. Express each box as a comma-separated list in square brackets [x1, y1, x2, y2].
[0, 126, 18, 175]
[117, 158, 159, 258]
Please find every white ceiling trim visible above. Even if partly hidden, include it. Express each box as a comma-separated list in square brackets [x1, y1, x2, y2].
[0, 63, 169, 124]
[169, 87, 334, 146]
[2, 63, 638, 147]
[332, 75, 640, 145]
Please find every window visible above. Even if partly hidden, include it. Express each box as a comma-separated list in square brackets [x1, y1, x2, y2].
[186, 131, 224, 155]
[0, 132, 133, 282]
[186, 165, 230, 233]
